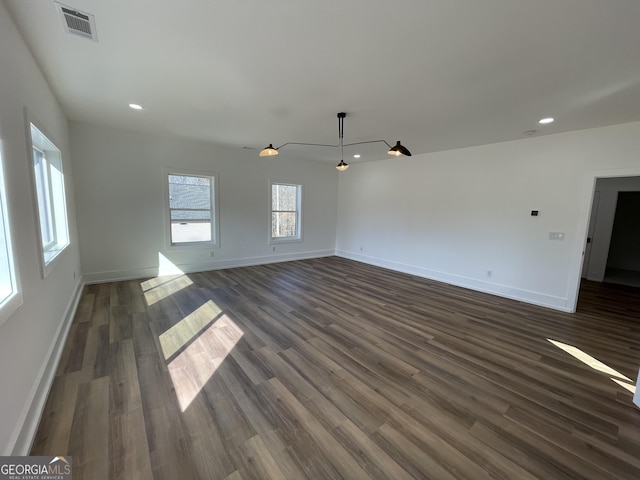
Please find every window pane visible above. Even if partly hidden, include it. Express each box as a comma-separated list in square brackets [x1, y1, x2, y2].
[272, 212, 297, 238]
[0, 202, 12, 304]
[168, 173, 215, 245]
[272, 184, 297, 211]
[169, 175, 211, 209]
[0, 150, 17, 309]
[171, 221, 212, 243]
[33, 150, 54, 246]
[270, 182, 301, 241]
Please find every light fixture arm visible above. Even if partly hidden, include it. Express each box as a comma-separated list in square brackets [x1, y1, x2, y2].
[342, 139, 393, 149]
[272, 139, 397, 151]
[259, 111, 411, 163]
[272, 141, 338, 150]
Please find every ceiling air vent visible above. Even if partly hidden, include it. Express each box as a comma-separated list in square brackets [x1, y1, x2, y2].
[55, 2, 98, 41]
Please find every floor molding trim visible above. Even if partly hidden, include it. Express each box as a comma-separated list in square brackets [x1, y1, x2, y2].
[83, 251, 335, 284]
[336, 250, 571, 312]
[8, 276, 84, 455]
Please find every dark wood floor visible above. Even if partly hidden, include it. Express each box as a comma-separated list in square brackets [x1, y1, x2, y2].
[31, 256, 640, 479]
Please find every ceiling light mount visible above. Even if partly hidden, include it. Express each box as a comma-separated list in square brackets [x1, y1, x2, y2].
[259, 112, 412, 171]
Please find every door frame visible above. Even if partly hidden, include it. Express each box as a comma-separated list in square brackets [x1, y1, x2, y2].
[567, 166, 640, 312]
[581, 190, 600, 279]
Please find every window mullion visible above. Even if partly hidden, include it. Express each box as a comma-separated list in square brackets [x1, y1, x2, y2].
[45, 157, 57, 248]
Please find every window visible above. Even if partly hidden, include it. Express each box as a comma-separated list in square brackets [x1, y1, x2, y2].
[270, 181, 302, 243]
[167, 172, 218, 246]
[30, 123, 69, 276]
[0, 144, 22, 325]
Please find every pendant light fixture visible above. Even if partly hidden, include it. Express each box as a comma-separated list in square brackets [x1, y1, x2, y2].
[336, 160, 349, 171]
[336, 112, 348, 171]
[259, 112, 412, 170]
[388, 141, 412, 157]
[259, 144, 278, 156]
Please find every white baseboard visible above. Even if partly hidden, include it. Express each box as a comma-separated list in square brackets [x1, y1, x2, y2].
[336, 250, 571, 312]
[83, 250, 335, 284]
[9, 276, 84, 455]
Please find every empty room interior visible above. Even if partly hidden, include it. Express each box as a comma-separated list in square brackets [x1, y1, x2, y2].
[1, 1, 640, 479]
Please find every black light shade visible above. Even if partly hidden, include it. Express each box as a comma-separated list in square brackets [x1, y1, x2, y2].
[259, 144, 279, 157]
[388, 141, 412, 157]
[336, 160, 349, 171]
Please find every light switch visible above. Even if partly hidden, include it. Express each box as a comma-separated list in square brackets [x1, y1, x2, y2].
[549, 232, 565, 241]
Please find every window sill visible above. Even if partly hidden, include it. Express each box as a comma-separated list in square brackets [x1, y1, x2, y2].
[44, 245, 65, 264]
[269, 237, 303, 245]
[169, 242, 219, 249]
[0, 292, 24, 327]
[41, 242, 69, 278]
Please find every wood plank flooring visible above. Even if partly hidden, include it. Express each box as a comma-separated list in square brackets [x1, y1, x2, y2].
[31, 256, 640, 479]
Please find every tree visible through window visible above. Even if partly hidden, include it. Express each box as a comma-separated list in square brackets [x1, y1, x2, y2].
[271, 182, 302, 242]
[168, 174, 216, 245]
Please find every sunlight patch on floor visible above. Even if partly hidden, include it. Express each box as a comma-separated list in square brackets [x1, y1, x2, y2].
[168, 314, 243, 411]
[547, 339, 632, 382]
[139, 253, 193, 305]
[611, 378, 637, 394]
[160, 300, 223, 360]
[547, 338, 636, 393]
[141, 274, 193, 306]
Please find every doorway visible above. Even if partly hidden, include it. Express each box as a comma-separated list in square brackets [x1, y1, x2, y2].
[568, 170, 640, 313]
[604, 191, 640, 287]
[581, 176, 640, 288]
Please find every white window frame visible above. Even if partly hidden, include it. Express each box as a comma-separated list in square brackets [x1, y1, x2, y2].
[164, 168, 220, 248]
[28, 121, 70, 278]
[0, 143, 23, 326]
[269, 180, 303, 244]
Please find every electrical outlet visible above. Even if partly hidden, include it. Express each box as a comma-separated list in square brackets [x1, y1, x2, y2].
[549, 232, 565, 241]
[359, 246, 363, 252]
[487, 270, 492, 278]
[272, 246, 276, 252]
[209, 251, 215, 257]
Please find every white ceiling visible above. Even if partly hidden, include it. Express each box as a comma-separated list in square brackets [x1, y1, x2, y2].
[5, 0, 640, 165]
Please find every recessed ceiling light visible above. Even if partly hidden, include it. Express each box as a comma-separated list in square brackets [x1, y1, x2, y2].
[129, 103, 143, 110]
[353, 154, 361, 158]
[538, 117, 554, 124]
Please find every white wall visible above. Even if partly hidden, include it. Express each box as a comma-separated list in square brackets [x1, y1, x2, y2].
[336, 121, 640, 311]
[585, 176, 640, 280]
[70, 122, 338, 282]
[0, 3, 82, 454]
